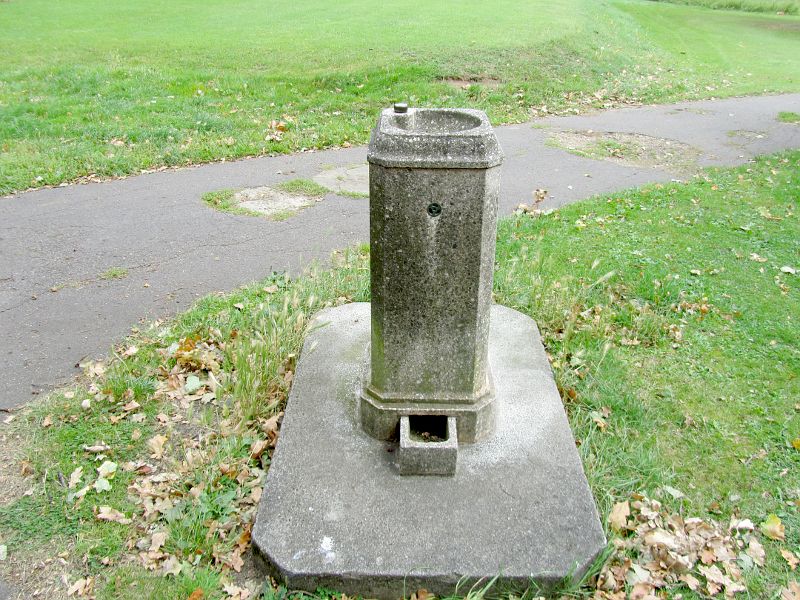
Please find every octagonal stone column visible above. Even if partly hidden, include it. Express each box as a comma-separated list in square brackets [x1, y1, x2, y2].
[360, 106, 504, 443]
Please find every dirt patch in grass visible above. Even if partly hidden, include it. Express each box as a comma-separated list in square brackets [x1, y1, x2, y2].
[738, 15, 800, 31]
[442, 77, 502, 90]
[0, 424, 74, 600]
[0, 427, 28, 508]
[548, 130, 703, 176]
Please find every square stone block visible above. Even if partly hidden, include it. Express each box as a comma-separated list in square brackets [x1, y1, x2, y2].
[398, 415, 458, 476]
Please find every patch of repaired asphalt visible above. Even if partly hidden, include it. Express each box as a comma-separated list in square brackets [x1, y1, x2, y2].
[312, 164, 369, 197]
[234, 186, 321, 219]
[726, 130, 768, 148]
[547, 129, 703, 177]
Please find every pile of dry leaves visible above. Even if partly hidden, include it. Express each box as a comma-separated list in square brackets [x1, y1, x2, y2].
[593, 494, 798, 599]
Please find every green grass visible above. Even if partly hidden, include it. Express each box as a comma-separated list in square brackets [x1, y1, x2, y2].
[1, 0, 799, 195]
[99, 267, 129, 280]
[1, 153, 798, 598]
[779, 111, 800, 122]
[648, 0, 799, 13]
[201, 189, 260, 218]
[275, 178, 330, 198]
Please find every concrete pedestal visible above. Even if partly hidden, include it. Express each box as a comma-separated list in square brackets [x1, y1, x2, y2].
[252, 302, 605, 598]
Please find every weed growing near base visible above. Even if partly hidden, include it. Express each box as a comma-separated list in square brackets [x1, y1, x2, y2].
[0, 153, 798, 598]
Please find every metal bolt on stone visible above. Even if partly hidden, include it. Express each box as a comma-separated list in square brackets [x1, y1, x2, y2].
[361, 106, 504, 474]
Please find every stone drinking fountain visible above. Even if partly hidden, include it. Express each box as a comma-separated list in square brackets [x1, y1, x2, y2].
[253, 105, 605, 598]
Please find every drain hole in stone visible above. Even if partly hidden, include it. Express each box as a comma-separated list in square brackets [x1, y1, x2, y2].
[409, 415, 448, 443]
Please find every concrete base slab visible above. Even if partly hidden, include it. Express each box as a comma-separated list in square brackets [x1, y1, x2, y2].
[253, 302, 605, 598]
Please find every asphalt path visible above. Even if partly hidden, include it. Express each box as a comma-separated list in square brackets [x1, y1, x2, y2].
[2, 94, 799, 414]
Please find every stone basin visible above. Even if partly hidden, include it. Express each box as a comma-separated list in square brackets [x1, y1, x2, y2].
[367, 107, 503, 169]
[392, 109, 483, 134]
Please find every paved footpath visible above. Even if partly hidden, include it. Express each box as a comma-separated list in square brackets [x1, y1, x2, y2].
[2, 94, 799, 413]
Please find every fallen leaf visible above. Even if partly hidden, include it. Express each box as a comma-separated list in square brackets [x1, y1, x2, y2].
[97, 461, 118, 480]
[761, 514, 786, 541]
[67, 577, 92, 597]
[782, 581, 800, 600]
[249, 439, 269, 460]
[70, 485, 91, 501]
[746, 538, 765, 566]
[96, 506, 131, 525]
[185, 375, 202, 394]
[93, 477, 112, 493]
[730, 518, 754, 532]
[150, 531, 168, 552]
[122, 400, 141, 412]
[227, 548, 244, 572]
[609, 501, 630, 532]
[187, 590, 205, 600]
[782, 549, 800, 571]
[68, 466, 83, 489]
[161, 555, 182, 577]
[42, 415, 53, 428]
[83, 442, 110, 454]
[679, 573, 701, 591]
[662, 485, 685, 499]
[223, 584, 250, 600]
[148, 434, 167, 459]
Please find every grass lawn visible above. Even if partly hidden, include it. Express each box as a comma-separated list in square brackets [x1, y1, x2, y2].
[1, 0, 800, 195]
[0, 151, 797, 599]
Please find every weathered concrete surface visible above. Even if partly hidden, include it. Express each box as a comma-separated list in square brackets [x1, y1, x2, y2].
[312, 164, 369, 196]
[252, 302, 606, 598]
[363, 108, 501, 443]
[1, 94, 799, 411]
[234, 186, 319, 218]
